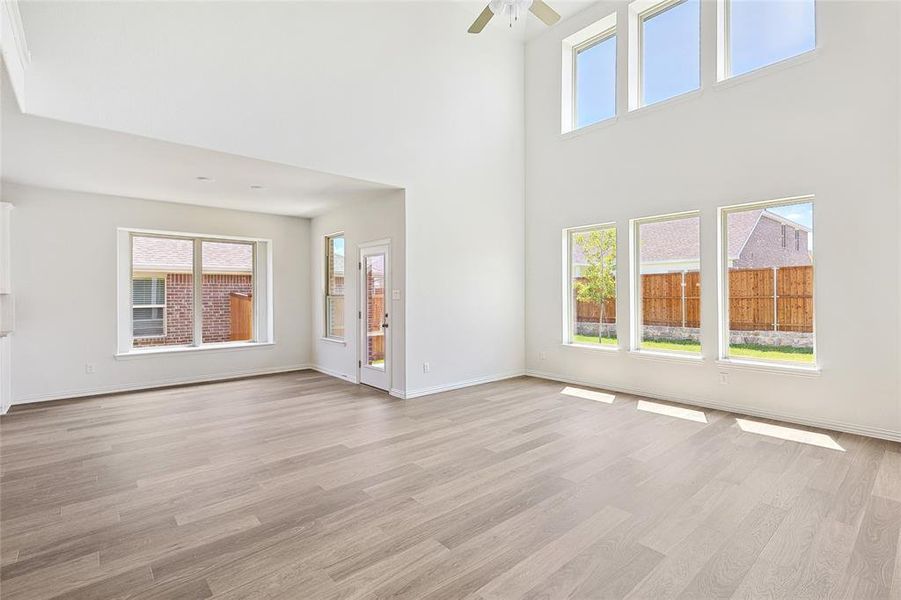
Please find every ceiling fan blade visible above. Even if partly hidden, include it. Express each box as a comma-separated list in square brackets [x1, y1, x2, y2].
[468, 5, 494, 33]
[529, 0, 561, 26]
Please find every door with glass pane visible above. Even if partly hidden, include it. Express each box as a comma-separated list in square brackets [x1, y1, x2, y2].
[359, 244, 390, 390]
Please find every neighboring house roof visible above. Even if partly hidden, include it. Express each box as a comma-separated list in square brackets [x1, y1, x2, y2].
[572, 210, 808, 265]
[132, 236, 253, 273]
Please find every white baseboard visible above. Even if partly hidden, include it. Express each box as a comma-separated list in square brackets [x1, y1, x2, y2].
[7, 364, 313, 409]
[389, 388, 406, 399]
[403, 370, 525, 400]
[310, 364, 358, 383]
[525, 368, 901, 443]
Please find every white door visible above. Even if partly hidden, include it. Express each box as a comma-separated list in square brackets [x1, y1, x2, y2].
[359, 244, 390, 391]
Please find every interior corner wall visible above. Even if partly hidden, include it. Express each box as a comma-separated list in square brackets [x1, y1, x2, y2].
[18, 1, 527, 399]
[524, 0, 901, 438]
[6, 183, 311, 405]
[309, 191, 406, 394]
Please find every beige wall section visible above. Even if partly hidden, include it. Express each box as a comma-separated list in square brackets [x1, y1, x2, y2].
[524, 0, 901, 439]
[6, 183, 311, 404]
[310, 191, 406, 395]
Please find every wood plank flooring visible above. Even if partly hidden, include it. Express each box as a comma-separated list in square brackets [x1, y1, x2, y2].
[1, 371, 899, 599]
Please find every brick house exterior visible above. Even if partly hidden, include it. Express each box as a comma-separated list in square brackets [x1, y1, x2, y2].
[132, 237, 253, 347]
[731, 212, 811, 269]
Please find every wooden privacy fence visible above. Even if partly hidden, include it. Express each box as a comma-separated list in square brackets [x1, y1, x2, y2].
[229, 292, 253, 341]
[575, 265, 813, 332]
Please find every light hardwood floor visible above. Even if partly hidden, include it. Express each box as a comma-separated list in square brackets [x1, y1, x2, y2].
[1, 371, 899, 599]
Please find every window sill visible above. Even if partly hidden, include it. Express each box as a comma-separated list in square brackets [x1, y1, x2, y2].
[562, 342, 619, 353]
[714, 47, 818, 91]
[629, 349, 704, 365]
[320, 337, 346, 346]
[115, 341, 274, 359]
[561, 115, 618, 140]
[716, 358, 820, 377]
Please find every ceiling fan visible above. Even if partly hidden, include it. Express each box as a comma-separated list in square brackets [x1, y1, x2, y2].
[468, 0, 561, 33]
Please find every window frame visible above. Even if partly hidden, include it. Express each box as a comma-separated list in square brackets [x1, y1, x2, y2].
[629, 210, 703, 358]
[116, 228, 273, 357]
[131, 275, 167, 339]
[716, 0, 817, 82]
[561, 13, 617, 134]
[571, 27, 617, 131]
[717, 196, 817, 369]
[629, 0, 700, 110]
[562, 222, 619, 350]
[324, 232, 345, 341]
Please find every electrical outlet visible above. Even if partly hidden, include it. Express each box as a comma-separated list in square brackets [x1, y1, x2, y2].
[85, 363, 95, 375]
[538, 351, 547, 361]
[719, 372, 728, 385]
[422, 362, 430, 373]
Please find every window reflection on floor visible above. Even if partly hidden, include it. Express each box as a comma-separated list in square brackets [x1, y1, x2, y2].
[559, 386, 615, 404]
[736, 418, 844, 451]
[637, 399, 707, 423]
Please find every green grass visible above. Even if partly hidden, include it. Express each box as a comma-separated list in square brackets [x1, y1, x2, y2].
[573, 334, 618, 346]
[728, 344, 814, 364]
[573, 335, 814, 364]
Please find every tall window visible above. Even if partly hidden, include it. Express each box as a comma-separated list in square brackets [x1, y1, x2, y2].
[574, 29, 616, 128]
[633, 213, 701, 355]
[722, 0, 815, 79]
[566, 225, 617, 347]
[325, 234, 345, 340]
[120, 230, 270, 354]
[721, 198, 814, 365]
[201, 241, 254, 344]
[635, 0, 700, 107]
[131, 236, 194, 349]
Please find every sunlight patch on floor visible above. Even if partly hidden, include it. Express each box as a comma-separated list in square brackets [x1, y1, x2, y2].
[560, 386, 615, 404]
[735, 418, 845, 451]
[637, 399, 708, 423]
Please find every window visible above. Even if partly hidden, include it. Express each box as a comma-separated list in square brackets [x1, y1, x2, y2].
[562, 13, 616, 133]
[720, 0, 815, 80]
[130, 236, 194, 349]
[630, 0, 700, 109]
[574, 29, 616, 128]
[325, 234, 345, 340]
[565, 225, 617, 347]
[721, 197, 814, 366]
[119, 230, 271, 354]
[132, 277, 166, 338]
[201, 241, 254, 344]
[632, 212, 701, 355]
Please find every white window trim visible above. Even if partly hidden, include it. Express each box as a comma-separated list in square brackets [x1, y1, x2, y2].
[131, 274, 167, 340]
[561, 13, 617, 133]
[628, 0, 699, 111]
[629, 210, 703, 356]
[562, 222, 619, 351]
[117, 228, 273, 357]
[716, 0, 817, 83]
[324, 232, 345, 342]
[717, 195, 817, 370]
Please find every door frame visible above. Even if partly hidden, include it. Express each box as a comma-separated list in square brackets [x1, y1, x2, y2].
[358, 239, 391, 391]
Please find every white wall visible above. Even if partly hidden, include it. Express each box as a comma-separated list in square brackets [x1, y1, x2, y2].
[4, 183, 311, 404]
[17, 1, 527, 395]
[525, 0, 901, 438]
[309, 191, 406, 393]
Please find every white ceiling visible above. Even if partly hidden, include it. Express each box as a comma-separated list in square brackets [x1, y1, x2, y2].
[1, 79, 397, 218]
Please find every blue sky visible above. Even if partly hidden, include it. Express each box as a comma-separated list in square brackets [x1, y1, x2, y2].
[576, 36, 616, 128]
[730, 0, 815, 77]
[575, 0, 816, 124]
[769, 202, 812, 229]
[643, 0, 700, 106]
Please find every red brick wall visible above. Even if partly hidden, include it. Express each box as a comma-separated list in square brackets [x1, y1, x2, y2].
[133, 273, 251, 347]
[734, 217, 811, 269]
[202, 274, 253, 343]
